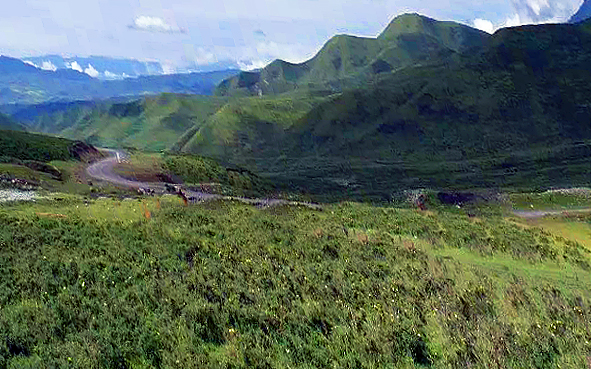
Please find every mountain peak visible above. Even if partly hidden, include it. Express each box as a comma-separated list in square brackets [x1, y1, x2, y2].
[378, 13, 490, 52]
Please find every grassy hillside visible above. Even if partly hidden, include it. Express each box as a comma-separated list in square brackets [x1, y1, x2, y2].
[112, 152, 276, 198]
[181, 92, 326, 164]
[0, 130, 75, 162]
[0, 196, 590, 367]
[180, 20, 591, 201]
[22, 94, 228, 151]
[216, 14, 489, 97]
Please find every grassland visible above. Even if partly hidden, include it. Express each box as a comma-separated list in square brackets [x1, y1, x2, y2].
[0, 195, 590, 368]
[0, 130, 74, 163]
[56, 94, 229, 152]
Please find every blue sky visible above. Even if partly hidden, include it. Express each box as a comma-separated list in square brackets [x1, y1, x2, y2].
[0, 0, 583, 72]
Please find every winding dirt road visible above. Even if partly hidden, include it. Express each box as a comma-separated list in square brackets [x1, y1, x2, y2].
[86, 150, 156, 189]
[86, 150, 322, 209]
[512, 208, 591, 219]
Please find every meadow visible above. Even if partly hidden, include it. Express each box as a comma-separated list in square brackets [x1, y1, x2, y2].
[0, 195, 590, 368]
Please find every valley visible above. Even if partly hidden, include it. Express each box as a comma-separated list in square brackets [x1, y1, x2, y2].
[2, 10, 591, 369]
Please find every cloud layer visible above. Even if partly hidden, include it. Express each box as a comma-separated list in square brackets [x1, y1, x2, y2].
[471, 0, 580, 35]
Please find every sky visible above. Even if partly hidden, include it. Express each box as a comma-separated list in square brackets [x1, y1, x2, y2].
[0, 0, 584, 73]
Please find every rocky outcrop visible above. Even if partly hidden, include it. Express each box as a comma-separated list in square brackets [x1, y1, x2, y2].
[68, 141, 104, 162]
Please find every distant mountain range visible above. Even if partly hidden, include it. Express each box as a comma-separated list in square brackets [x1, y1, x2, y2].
[21, 55, 164, 79]
[0, 55, 239, 105]
[570, 0, 591, 23]
[19, 55, 243, 80]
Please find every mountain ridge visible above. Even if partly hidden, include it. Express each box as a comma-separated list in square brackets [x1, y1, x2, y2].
[215, 13, 490, 97]
[177, 18, 591, 199]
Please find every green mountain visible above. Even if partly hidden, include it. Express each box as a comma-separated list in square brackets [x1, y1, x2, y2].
[0, 130, 76, 162]
[13, 94, 228, 152]
[177, 19, 591, 200]
[216, 14, 490, 97]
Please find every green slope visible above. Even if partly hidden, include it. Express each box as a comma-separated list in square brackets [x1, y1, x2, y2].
[215, 14, 490, 97]
[378, 13, 489, 51]
[0, 130, 75, 162]
[44, 94, 228, 151]
[1, 198, 591, 367]
[180, 20, 591, 200]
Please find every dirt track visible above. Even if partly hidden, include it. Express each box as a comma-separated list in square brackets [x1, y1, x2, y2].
[512, 208, 591, 219]
[86, 150, 322, 209]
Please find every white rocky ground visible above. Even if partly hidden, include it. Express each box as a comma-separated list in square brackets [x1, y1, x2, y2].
[0, 189, 39, 203]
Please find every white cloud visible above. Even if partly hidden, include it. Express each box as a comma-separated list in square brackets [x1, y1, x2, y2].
[504, 13, 524, 27]
[103, 70, 118, 79]
[84, 63, 99, 77]
[237, 60, 268, 71]
[183, 45, 218, 66]
[510, 0, 580, 23]
[521, 0, 548, 15]
[104, 70, 130, 79]
[40, 60, 57, 71]
[129, 16, 186, 33]
[161, 63, 177, 74]
[67, 61, 83, 73]
[23, 60, 57, 71]
[500, 11, 566, 29]
[473, 18, 495, 33]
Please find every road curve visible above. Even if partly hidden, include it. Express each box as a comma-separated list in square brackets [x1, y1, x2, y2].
[86, 150, 322, 209]
[86, 150, 156, 189]
[512, 208, 591, 219]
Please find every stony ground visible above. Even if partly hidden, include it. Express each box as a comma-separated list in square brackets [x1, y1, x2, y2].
[0, 189, 39, 203]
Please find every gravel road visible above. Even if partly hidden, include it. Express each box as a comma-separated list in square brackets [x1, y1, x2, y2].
[86, 150, 322, 210]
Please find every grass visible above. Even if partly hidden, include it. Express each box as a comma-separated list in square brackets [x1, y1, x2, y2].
[525, 218, 591, 252]
[0, 197, 590, 368]
[112, 152, 277, 198]
[0, 164, 58, 184]
[56, 94, 228, 151]
[510, 190, 591, 211]
[0, 130, 74, 163]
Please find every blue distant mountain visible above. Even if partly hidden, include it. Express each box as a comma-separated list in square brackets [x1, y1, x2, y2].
[0, 55, 239, 105]
[20, 55, 243, 80]
[21, 55, 164, 79]
[570, 0, 591, 23]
